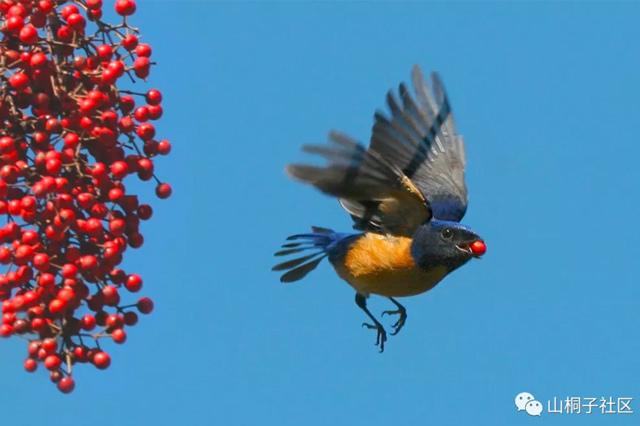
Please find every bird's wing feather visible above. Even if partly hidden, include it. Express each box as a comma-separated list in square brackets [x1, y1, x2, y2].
[369, 64, 468, 222]
[286, 131, 432, 236]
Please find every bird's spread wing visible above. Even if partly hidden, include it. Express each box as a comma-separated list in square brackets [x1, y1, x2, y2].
[369, 65, 468, 222]
[286, 131, 432, 236]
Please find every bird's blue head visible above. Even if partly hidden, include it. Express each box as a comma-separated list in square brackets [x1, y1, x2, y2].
[411, 219, 485, 272]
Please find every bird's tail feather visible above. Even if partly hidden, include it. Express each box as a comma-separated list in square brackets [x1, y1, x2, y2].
[273, 227, 345, 283]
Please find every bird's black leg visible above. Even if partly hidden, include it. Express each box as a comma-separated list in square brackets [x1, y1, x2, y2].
[355, 293, 387, 353]
[381, 297, 408, 336]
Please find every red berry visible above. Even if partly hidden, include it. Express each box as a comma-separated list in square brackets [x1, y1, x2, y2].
[106, 314, 123, 328]
[14, 245, 34, 265]
[146, 89, 162, 105]
[79, 98, 97, 113]
[31, 319, 46, 333]
[85, 218, 103, 236]
[138, 158, 154, 173]
[156, 183, 172, 199]
[58, 377, 75, 394]
[37, 1, 53, 13]
[102, 111, 119, 128]
[50, 371, 62, 383]
[470, 240, 487, 257]
[91, 163, 107, 177]
[39, 273, 55, 288]
[46, 157, 62, 174]
[137, 204, 153, 220]
[5, 15, 24, 32]
[13, 318, 29, 334]
[24, 358, 38, 372]
[57, 25, 73, 42]
[58, 288, 76, 303]
[81, 314, 96, 331]
[122, 34, 138, 50]
[108, 188, 125, 203]
[9, 73, 28, 89]
[125, 274, 142, 292]
[88, 8, 102, 20]
[115, 0, 136, 16]
[87, 0, 103, 9]
[33, 131, 50, 145]
[148, 105, 163, 120]
[19, 25, 38, 44]
[137, 123, 155, 140]
[87, 90, 105, 105]
[46, 118, 62, 134]
[64, 133, 80, 149]
[111, 161, 128, 179]
[23, 291, 38, 306]
[134, 106, 150, 122]
[73, 346, 88, 362]
[44, 355, 61, 371]
[137, 297, 154, 314]
[123, 311, 138, 326]
[133, 56, 150, 73]
[102, 286, 119, 306]
[118, 116, 134, 133]
[95, 311, 108, 326]
[120, 95, 135, 113]
[0, 136, 15, 153]
[61, 4, 80, 19]
[0, 247, 10, 265]
[8, 4, 27, 16]
[49, 298, 67, 315]
[102, 68, 118, 84]
[31, 52, 48, 67]
[93, 351, 111, 369]
[67, 13, 86, 31]
[109, 219, 126, 236]
[62, 264, 78, 278]
[135, 43, 152, 58]
[77, 194, 95, 211]
[0, 324, 13, 337]
[42, 338, 57, 353]
[108, 60, 125, 77]
[128, 232, 144, 248]
[112, 328, 127, 344]
[79, 255, 98, 271]
[31, 12, 47, 28]
[2, 313, 15, 325]
[27, 341, 41, 355]
[33, 253, 50, 271]
[96, 44, 113, 61]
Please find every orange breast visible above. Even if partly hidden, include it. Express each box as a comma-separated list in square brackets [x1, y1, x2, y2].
[335, 233, 449, 298]
[343, 233, 415, 277]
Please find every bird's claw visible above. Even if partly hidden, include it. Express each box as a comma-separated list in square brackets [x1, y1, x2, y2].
[362, 322, 387, 352]
[381, 308, 407, 336]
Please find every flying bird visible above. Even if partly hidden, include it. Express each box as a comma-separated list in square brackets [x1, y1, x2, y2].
[273, 65, 486, 352]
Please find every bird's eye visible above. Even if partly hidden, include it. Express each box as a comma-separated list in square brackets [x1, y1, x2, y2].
[441, 228, 454, 240]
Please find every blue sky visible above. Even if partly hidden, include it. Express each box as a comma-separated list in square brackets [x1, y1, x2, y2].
[3, 1, 640, 425]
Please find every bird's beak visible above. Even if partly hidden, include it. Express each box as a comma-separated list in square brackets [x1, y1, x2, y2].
[456, 239, 486, 258]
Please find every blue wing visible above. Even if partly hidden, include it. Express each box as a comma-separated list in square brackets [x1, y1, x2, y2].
[367, 65, 468, 222]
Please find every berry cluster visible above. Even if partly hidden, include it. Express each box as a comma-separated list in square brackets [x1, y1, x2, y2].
[0, 0, 171, 394]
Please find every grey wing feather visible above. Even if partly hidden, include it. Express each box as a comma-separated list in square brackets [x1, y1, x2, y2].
[369, 64, 468, 222]
[286, 131, 432, 236]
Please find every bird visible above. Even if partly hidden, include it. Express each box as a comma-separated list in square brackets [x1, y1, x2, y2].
[272, 64, 486, 352]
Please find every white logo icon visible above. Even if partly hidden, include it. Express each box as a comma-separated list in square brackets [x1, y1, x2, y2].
[526, 400, 543, 416]
[516, 392, 543, 416]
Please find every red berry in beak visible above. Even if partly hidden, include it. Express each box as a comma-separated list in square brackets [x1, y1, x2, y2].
[470, 241, 486, 257]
